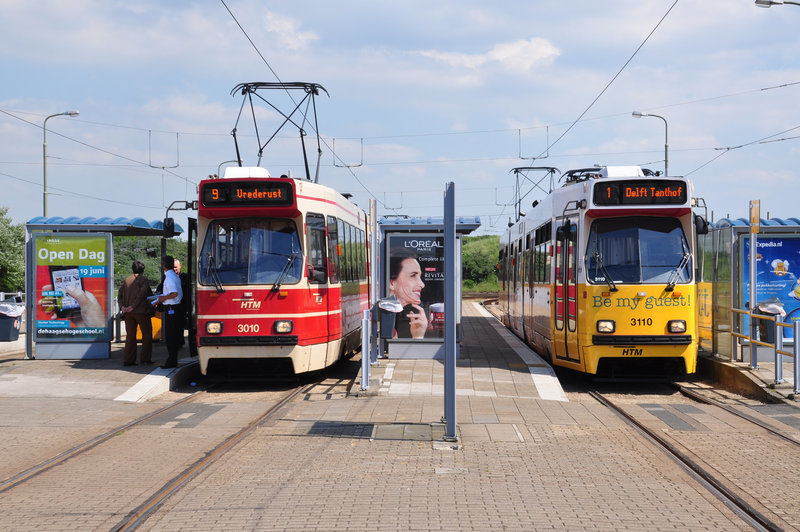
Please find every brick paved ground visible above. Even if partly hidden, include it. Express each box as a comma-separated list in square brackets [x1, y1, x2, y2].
[0, 301, 796, 530]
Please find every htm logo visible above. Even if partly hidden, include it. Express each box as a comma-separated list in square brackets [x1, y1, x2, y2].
[241, 301, 261, 310]
[621, 348, 643, 356]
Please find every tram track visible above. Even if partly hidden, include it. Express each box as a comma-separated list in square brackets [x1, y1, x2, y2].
[676, 384, 800, 448]
[590, 390, 786, 532]
[0, 389, 207, 495]
[113, 383, 311, 531]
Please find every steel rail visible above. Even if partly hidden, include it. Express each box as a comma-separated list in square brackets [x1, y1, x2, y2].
[590, 391, 780, 532]
[112, 383, 311, 532]
[0, 390, 206, 494]
[677, 384, 800, 447]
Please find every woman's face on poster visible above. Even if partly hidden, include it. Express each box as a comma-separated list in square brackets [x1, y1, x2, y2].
[391, 258, 424, 306]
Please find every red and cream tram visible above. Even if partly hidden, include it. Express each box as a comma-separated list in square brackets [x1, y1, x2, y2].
[196, 166, 370, 375]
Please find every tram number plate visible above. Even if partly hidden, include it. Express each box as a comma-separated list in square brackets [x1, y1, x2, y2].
[630, 318, 652, 327]
[237, 323, 260, 333]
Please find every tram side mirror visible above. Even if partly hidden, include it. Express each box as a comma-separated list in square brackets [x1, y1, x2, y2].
[163, 217, 175, 237]
[694, 214, 709, 235]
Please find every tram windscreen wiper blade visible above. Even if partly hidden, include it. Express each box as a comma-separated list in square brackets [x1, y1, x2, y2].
[205, 253, 225, 293]
[592, 251, 618, 292]
[665, 252, 690, 292]
[271, 252, 297, 293]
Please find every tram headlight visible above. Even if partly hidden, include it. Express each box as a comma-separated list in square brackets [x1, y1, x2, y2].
[206, 321, 223, 335]
[274, 320, 293, 334]
[668, 320, 687, 333]
[596, 320, 615, 333]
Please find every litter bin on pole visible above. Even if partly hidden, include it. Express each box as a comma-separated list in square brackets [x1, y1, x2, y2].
[754, 298, 785, 343]
[0, 302, 23, 342]
[377, 296, 403, 339]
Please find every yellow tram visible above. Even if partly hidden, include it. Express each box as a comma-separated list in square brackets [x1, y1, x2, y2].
[499, 166, 708, 378]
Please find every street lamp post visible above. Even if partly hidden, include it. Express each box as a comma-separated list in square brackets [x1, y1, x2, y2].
[43, 110, 79, 217]
[632, 111, 669, 176]
[755, 1, 800, 7]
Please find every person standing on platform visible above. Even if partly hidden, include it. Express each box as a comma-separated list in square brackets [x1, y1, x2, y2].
[157, 255, 183, 369]
[173, 258, 189, 347]
[118, 260, 153, 366]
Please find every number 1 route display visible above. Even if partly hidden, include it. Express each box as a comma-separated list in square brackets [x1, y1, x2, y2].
[33, 233, 112, 342]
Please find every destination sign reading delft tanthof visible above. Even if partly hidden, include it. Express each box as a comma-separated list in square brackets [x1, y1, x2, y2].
[593, 180, 686, 206]
[201, 180, 294, 207]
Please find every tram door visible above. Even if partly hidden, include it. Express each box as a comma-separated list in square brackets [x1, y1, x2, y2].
[554, 219, 580, 364]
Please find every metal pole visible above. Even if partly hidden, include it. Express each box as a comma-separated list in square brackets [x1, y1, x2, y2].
[749, 202, 759, 369]
[794, 321, 800, 396]
[360, 309, 370, 391]
[42, 111, 79, 217]
[369, 199, 379, 364]
[775, 321, 782, 383]
[443, 182, 457, 442]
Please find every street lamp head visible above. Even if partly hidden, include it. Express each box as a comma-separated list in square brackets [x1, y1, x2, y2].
[65, 110, 80, 117]
[632, 111, 646, 118]
[755, 0, 784, 7]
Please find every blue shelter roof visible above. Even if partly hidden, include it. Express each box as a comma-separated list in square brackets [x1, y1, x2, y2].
[26, 216, 184, 236]
[378, 215, 481, 234]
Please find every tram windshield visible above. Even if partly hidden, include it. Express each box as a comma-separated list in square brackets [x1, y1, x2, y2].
[199, 218, 302, 286]
[585, 217, 691, 285]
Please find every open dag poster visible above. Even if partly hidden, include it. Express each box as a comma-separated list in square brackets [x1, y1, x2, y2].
[34, 234, 112, 341]
[386, 234, 445, 340]
[742, 235, 800, 340]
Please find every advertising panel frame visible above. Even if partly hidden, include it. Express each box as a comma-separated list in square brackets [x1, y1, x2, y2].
[31, 232, 113, 357]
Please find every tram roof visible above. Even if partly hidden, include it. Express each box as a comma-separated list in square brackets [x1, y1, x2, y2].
[25, 216, 184, 237]
[378, 215, 481, 234]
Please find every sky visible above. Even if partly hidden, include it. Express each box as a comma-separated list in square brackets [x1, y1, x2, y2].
[2, 0, 800, 236]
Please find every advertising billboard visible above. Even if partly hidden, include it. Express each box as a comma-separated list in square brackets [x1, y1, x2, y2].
[33, 233, 112, 342]
[385, 233, 447, 340]
[741, 235, 800, 341]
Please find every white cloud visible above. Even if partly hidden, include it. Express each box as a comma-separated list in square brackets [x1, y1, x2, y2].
[418, 37, 559, 72]
[264, 11, 319, 51]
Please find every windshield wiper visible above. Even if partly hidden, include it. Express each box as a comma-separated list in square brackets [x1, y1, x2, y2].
[665, 252, 690, 292]
[592, 251, 618, 292]
[271, 252, 298, 293]
[204, 252, 225, 293]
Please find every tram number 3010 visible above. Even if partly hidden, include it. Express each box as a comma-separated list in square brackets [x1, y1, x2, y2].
[238, 323, 261, 333]
[630, 318, 653, 327]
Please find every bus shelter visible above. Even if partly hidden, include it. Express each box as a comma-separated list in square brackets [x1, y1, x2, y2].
[24, 216, 184, 360]
[378, 215, 480, 359]
[697, 216, 800, 361]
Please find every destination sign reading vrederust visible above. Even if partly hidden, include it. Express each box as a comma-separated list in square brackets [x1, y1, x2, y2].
[201, 180, 294, 207]
[593, 180, 687, 206]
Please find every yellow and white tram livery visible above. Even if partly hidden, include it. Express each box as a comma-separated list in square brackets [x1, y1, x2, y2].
[499, 166, 704, 378]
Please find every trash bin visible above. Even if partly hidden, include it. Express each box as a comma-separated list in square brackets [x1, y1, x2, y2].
[754, 298, 785, 343]
[0, 303, 23, 342]
[377, 296, 403, 339]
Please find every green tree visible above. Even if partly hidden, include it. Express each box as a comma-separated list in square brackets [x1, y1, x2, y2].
[0, 207, 25, 293]
[113, 236, 187, 290]
[461, 235, 499, 285]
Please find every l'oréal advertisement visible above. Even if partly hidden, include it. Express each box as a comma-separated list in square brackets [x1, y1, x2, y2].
[386, 234, 445, 340]
[742, 235, 800, 341]
[34, 233, 112, 341]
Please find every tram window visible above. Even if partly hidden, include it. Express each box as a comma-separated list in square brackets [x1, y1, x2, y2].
[199, 218, 302, 286]
[359, 229, 367, 280]
[585, 217, 691, 285]
[338, 219, 349, 282]
[327, 216, 339, 284]
[306, 213, 327, 283]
